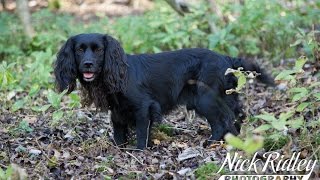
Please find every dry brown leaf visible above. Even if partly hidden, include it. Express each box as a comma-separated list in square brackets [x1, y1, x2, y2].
[24, 116, 37, 124]
[153, 139, 161, 145]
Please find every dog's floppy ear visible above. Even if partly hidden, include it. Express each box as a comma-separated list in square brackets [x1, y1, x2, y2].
[54, 37, 77, 93]
[103, 35, 128, 93]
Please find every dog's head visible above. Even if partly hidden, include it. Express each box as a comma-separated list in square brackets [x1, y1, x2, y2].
[54, 33, 128, 93]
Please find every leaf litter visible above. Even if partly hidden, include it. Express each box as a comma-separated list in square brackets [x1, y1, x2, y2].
[0, 64, 319, 179]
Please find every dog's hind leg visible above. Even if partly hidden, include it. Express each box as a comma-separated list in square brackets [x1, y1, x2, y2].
[194, 89, 239, 142]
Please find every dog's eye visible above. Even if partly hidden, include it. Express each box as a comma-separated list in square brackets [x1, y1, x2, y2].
[96, 48, 103, 53]
[76, 48, 84, 53]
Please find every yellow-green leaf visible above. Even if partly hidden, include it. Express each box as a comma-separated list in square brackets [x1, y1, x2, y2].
[296, 102, 309, 112]
[253, 124, 272, 133]
[294, 57, 307, 71]
[224, 133, 245, 149]
[255, 113, 277, 122]
[243, 136, 264, 154]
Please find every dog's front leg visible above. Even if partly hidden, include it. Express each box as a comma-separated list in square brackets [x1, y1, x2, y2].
[111, 111, 128, 146]
[113, 122, 128, 146]
[135, 111, 151, 150]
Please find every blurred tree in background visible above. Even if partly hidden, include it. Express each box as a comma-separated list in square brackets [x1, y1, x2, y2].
[16, 0, 34, 38]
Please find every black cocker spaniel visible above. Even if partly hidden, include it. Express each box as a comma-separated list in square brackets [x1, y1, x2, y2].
[54, 33, 274, 149]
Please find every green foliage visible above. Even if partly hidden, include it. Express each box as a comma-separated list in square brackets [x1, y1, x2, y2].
[275, 57, 307, 85]
[208, 0, 320, 58]
[10, 120, 33, 136]
[254, 111, 303, 132]
[112, 1, 208, 53]
[225, 134, 264, 155]
[11, 98, 27, 112]
[68, 93, 81, 108]
[253, 56, 319, 151]
[208, 25, 239, 57]
[225, 67, 261, 94]
[48, 0, 61, 10]
[156, 124, 174, 136]
[291, 29, 320, 60]
[225, 68, 247, 94]
[94, 156, 114, 177]
[0, 62, 16, 90]
[0, 13, 25, 58]
[276, 57, 319, 113]
[47, 89, 66, 109]
[264, 136, 290, 151]
[224, 56, 318, 155]
[0, 166, 13, 180]
[195, 163, 223, 180]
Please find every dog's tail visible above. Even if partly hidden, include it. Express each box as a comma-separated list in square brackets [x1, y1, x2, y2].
[231, 57, 275, 86]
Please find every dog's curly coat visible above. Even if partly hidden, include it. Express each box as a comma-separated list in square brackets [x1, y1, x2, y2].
[54, 33, 274, 149]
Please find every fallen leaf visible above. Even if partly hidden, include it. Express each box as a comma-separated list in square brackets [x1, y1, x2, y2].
[153, 139, 161, 145]
[177, 148, 200, 162]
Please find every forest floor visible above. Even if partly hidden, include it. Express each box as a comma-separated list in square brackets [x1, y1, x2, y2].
[2, 61, 319, 179]
[0, 81, 274, 179]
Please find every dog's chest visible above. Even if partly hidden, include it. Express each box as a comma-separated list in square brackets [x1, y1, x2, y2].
[109, 94, 136, 125]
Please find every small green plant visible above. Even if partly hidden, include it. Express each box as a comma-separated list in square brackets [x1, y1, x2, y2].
[276, 57, 320, 115]
[0, 166, 13, 180]
[156, 124, 174, 136]
[0, 61, 16, 90]
[275, 57, 307, 85]
[291, 29, 320, 60]
[225, 67, 251, 94]
[10, 120, 33, 136]
[46, 89, 79, 126]
[0, 164, 28, 180]
[254, 111, 303, 133]
[224, 134, 264, 155]
[47, 89, 66, 109]
[195, 163, 223, 180]
[94, 156, 114, 174]
[254, 56, 319, 152]
[16, 120, 33, 133]
[208, 25, 239, 57]
[68, 93, 81, 108]
[223, 67, 266, 154]
[264, 136, 290, 151]
[253, 111, 303, 150]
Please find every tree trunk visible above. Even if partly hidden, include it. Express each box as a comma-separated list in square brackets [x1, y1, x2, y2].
[164, 0, 191, 16]
[206, 0, 220, 33]
[16, 0, 34, 38]
[1, 0, 6, 10]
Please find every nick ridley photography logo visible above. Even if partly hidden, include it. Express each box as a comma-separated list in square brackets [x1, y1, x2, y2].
[217, 152, 318, 180]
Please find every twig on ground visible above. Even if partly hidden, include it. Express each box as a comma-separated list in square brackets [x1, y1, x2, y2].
[35, 139, 56, 164]
[0, 163, 7, 168]
[125, 151, 144, 166]
[119, 147, 144, 152]
[171, 126, 194, 133]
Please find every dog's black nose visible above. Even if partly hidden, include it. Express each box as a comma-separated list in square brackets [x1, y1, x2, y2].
[84, 61, 93, 68]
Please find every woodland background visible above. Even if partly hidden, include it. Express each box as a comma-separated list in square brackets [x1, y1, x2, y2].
[0, 0, 319, 179]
